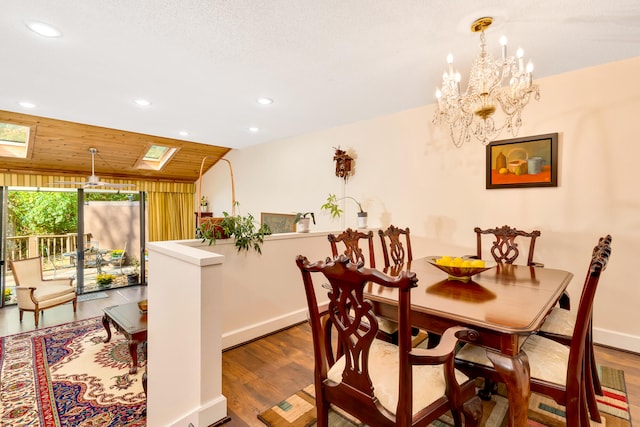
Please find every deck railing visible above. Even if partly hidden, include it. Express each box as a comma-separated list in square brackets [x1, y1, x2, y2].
[6, 233, 92, 269]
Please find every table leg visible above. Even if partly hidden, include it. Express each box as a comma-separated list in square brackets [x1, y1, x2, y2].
[102, 315, 112, 343]
[486, 350, 530, 427]
[129, 340, 139, 374]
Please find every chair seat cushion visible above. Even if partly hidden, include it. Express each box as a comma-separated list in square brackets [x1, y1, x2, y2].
[328, 339, 469, 416]
[33, 284, 75, 301]
[456, 334, 568, 386]
[540, 307, 575, 336]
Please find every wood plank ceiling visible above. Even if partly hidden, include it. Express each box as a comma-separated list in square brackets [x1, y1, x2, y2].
[0, 110, 231, 184]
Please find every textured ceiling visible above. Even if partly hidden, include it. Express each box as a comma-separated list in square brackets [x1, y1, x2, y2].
[1, 1, 639, 150]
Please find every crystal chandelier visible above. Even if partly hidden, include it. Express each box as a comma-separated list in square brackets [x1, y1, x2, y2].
[433, 17, 540, 147]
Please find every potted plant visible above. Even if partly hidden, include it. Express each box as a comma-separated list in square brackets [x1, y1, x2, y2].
[127, 256, 140, 285]
[321, 193, 368, 229]
[110, 249, 125, 260]
[198, 202, 271, 254]
[200, 196, 209, 212]
[96, 273, 115, 289]
[4, 288, 12, 302]
[294, 212, 315, 233]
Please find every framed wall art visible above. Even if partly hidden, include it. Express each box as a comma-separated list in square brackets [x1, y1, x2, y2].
[260, 212, 296, 234]
[486, 132, 558, 189]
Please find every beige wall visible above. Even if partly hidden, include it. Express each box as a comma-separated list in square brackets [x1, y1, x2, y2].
[202, 56, 640, 352]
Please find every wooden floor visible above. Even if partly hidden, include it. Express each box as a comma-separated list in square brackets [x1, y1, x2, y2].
[222, 324, 640, 427]
[1, 292, 637, 426]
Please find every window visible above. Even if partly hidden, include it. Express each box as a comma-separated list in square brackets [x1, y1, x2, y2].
[136, 144, 178, 170]
[0, 122, 33, 158]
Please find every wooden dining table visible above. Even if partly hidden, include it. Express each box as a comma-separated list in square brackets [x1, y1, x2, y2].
[365, 256, 574, 427]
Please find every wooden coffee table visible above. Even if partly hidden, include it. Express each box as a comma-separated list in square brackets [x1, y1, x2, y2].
[102, 302, 148, 374]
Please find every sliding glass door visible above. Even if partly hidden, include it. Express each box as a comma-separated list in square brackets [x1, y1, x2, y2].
[1, 186, 147, 307]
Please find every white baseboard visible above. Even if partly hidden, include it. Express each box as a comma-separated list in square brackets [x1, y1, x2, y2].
[593, 326, 640, 354]
[167, 395, 227, 427]
[222, 308, 309, 350]
[222, 312, 640, 355]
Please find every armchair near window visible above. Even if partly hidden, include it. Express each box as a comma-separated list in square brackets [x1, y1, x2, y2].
[9, 256, 77, 328]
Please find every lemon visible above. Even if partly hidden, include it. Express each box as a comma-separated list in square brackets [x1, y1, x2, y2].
[461, 260, 473, 267]
[498, 167, 508, 175]
[450, 257, 463, 267]
[470, 259, 486, 268]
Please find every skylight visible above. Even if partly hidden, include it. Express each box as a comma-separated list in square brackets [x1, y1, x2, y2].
[143, 145, 170, 161]
[0, 122, 33, 158]
[136, 144, 178, 171]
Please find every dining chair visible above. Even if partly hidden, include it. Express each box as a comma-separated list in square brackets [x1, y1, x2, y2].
[327, 228, 402, 342]
[474, 225, 570, 309]
[328, 228, 376, 268]
[455, 234, 612, 427]
[536, 238, 612, 422]
[295, 254, 482, 427]
[378, 225, 413, 270]
[378, 225, 428, 344]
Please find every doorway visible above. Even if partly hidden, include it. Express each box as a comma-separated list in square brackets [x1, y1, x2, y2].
[1, 187, 147, 307]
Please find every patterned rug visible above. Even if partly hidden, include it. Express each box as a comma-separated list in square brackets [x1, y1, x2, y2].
[0, 317, 146, 426]
[258, 365, 631, 427]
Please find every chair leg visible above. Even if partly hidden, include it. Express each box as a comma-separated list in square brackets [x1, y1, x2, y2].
[585, 362, 602, 423]
[559, 291, 571, 310]
[34, 309, 40, 328]
[316, 396, 329, 427]
[478, 378, 498, 401]
[19, 309, 24, 322]
[587, 331, 603, 395]
[462, 396, 483, 427]
[73, 298, 78, 312]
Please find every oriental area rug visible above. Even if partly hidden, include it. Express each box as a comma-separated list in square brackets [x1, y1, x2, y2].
[259, 366, 631, 427]
[0, 317, 146, 426]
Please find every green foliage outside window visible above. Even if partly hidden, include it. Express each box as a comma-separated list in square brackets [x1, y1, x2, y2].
[8, 190, 139, 235]
[8, 192, 78, 235]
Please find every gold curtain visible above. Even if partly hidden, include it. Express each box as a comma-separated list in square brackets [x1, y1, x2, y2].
[1, 172, 196, 242]
[147, 191, 195, 242]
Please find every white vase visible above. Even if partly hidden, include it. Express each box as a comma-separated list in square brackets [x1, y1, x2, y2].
[297, 218, 311, 233]
[201, 205, 209, 212]
[357, 212, 368, 229]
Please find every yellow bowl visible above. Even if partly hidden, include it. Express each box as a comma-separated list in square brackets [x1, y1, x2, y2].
[138, 299, 148, 313]
[425, 256, 496, 282]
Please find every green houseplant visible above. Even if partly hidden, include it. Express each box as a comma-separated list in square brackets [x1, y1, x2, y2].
[294, 212, 315, 233]
[321, 194, 368, 228]
[198, 202, 271, 254]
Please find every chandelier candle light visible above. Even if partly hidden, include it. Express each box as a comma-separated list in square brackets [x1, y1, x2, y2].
[433, 17, 540, 147]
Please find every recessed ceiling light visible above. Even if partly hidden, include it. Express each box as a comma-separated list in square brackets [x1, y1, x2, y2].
[19, 101, 36, 108]
[134, 99, 151, 107]
[248, 127, 259, 133]
[257, 97, 273, 105]
[26, 21, 62, 38]
[179, 131, 189, 136]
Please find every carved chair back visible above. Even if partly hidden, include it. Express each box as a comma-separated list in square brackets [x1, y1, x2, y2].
[328, 228, 376, 268]
[378, 225, 413, 269]
[475, 225, 541, 266]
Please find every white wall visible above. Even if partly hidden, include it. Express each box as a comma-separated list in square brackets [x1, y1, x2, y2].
[202, 57, 640, 353]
